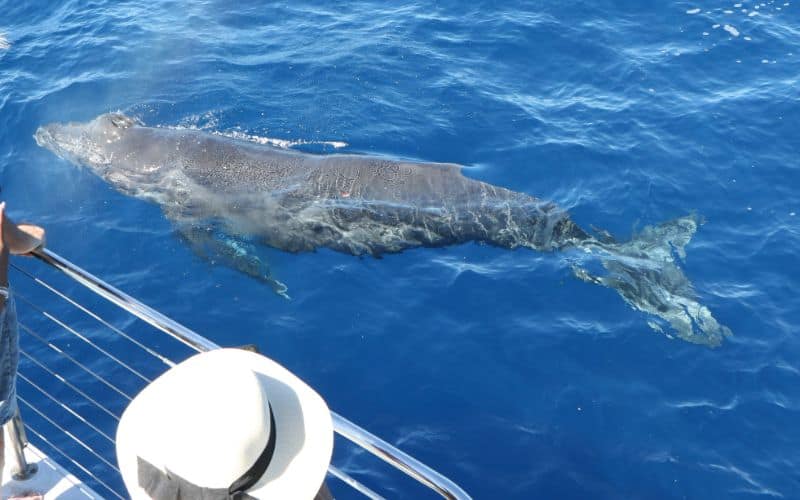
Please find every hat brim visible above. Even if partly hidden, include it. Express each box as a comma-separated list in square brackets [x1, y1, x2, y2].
[116, 349, 333, 499]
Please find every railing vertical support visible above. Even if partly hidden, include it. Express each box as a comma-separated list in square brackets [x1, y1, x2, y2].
[5, 408, 38, 480]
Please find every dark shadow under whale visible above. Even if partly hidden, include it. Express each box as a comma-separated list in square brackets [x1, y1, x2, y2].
[35, 113, 731, 346]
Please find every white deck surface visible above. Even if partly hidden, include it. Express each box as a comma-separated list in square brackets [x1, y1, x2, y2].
[2, 428, 104, 499]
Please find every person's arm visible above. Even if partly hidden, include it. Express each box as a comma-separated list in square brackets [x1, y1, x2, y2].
[4, 217, 45, 256]
[0, 201, 46, 310]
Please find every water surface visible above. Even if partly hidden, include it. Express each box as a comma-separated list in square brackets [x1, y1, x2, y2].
[2, 1, 799, 498]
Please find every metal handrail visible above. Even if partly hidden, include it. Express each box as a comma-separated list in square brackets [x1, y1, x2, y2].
[25, 247, 471, 500]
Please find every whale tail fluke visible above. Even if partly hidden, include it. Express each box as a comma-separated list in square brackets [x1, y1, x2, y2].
[572, 214, 732, 346]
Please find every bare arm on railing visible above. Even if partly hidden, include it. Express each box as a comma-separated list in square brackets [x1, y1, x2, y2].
[1, 204, 46, 261]
[0, 200, 47, 304]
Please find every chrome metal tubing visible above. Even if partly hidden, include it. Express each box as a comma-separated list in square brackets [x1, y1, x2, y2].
[5, 408, 38, 480]
[328, 465, 385, 500]
[30, 248, 471, 500]
[333, 414, 469, 500]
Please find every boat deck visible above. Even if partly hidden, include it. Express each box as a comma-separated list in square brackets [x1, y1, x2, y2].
[2, 429, 103, 499]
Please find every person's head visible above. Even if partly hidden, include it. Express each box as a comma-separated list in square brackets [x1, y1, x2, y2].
[116, 348, 333, 499]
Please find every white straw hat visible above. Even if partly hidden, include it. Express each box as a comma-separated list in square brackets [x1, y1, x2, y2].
[116, 348, 333, 499]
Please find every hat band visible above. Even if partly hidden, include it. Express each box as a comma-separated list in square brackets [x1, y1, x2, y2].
[137, 404, 277, 499]
[229, 403, 278, 494]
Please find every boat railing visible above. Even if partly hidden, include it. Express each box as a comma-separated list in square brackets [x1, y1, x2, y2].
[4, 247, 471, 500]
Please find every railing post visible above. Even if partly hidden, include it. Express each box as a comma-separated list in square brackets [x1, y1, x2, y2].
[5, 407, 38, 480]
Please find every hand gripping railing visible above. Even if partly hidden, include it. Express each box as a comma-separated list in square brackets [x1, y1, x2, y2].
[12, 247, 470, 500]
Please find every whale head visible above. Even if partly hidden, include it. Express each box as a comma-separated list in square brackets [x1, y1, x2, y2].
[35, 113, 172, 195]
[34, 112, 142, 169]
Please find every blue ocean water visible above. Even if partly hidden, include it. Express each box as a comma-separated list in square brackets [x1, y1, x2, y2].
[2, 0, 799, 498]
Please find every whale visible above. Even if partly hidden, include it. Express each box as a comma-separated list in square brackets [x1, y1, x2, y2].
[35, 112, 731, 346]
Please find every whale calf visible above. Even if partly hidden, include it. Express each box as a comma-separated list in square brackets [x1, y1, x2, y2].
[35, 113, 731, 346]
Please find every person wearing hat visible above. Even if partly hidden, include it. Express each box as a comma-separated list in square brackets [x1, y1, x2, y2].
[116, 348, 335, 499]
[0, 202, 46, 500]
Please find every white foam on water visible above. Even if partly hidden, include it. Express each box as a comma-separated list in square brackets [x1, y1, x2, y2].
[749, 10, 759, 15]
[214, 130, 348, 150]
[723, 24, 740, 36]
[164, 124, 348, 150]
[177, 111, 220, 130]
[686, 7, 701, 14]
[0, 33, 9, 50]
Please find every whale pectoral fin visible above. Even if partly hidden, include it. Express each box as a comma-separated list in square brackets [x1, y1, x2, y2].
[172, 220, 290, 299]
